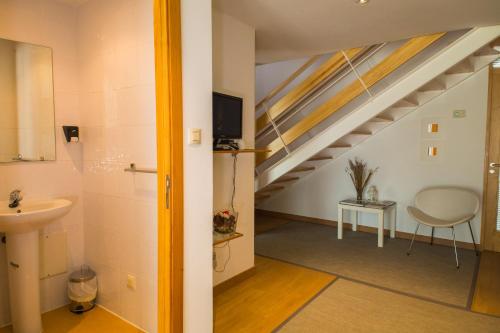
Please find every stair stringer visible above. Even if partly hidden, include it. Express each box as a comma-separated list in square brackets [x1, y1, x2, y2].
[256, 25, 500, 192]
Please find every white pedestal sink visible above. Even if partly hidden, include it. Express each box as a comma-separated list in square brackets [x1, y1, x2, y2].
[0, 198, 72, 333]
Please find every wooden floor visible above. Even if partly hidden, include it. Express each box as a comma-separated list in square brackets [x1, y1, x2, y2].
[472, 251, 500, 316]
[0, 306, 142, 333]
[214, 256, 336, 333]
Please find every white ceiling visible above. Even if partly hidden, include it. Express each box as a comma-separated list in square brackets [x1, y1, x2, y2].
[213, 0, 500, 64]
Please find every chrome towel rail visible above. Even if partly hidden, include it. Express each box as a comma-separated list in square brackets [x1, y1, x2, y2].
[124, 163, 157, 174]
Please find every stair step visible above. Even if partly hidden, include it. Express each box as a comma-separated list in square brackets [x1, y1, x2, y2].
[350, 130, 372, 135]
[445, 58, 474, 74]
[474, 46, 499, 56]
[418, 79, 446, 92]
[471, 54, 500, 71]
[274, 177, 300, 184]
[329, 143, 352, 148]
[289, 166, 315, 173]
[371, 115, 393, 122]
[392, 99, 418, 108]
[259, 186, 285, 193]
[307, 156, 333, 162]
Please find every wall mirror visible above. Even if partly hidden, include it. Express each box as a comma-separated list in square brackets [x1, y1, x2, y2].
[0, 37, 56, 162]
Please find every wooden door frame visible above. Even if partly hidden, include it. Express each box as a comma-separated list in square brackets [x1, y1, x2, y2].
[481, 65, 497, 250]
[154, 0, 184, 332]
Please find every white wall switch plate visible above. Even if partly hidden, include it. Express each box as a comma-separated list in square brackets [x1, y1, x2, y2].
[188, 128, 202, 144]
[127, 274, 137, 290]
[453, 109, 466, 118]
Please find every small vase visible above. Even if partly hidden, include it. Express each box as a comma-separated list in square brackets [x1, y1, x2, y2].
[356, 191, 363, 201]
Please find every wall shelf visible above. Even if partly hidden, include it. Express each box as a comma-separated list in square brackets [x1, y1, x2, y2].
[213, 149, 270, 155]
[213, 232, 243, 245]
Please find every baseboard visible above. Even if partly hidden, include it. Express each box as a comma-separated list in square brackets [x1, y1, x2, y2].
[97, 304, 147, 332]
[255, 209, 477, 251]
[213, 266, 257, 296]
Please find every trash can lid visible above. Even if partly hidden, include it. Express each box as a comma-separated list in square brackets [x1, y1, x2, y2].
[69, 265, 96, 283]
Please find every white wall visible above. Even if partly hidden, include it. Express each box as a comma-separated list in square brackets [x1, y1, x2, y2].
[77, 0, 157, 331]
[259, 68, 489, 243]
[0, 0, 83, 327]
[212, 9, 256, 285]
[181, 0, 214, 332]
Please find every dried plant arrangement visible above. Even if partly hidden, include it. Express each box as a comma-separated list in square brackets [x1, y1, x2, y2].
[345, 157, 378, 201]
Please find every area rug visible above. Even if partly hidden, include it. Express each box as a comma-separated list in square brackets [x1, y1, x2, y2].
[279, 279, 500, 333]
[255, 221, 478, 307]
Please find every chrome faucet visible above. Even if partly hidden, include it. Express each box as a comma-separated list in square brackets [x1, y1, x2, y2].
[8, 190, 23, 208]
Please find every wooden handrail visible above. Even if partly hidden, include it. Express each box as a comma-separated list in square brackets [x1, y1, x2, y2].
[256, 55, 320, 110]
[256, 48, 364, 134]
[256, 33, 445, 165]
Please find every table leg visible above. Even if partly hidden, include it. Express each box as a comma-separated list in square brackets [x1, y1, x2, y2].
[390, 206, 396, 239]
[378, 211, 384, 247]
[338, 206, 343, 240]
[352, 210, 358, 232]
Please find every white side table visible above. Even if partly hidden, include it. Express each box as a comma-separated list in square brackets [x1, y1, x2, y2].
[337, 199, 397, 247]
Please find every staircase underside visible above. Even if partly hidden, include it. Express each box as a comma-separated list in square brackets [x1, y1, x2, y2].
[255, 26, 500, 205]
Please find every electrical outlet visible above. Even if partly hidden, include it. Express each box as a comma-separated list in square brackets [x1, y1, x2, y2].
[127, 274, 137, 290]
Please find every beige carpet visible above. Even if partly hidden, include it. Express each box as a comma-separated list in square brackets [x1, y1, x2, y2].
[280, 279, 500, 333]
[255, 221, 478, 307]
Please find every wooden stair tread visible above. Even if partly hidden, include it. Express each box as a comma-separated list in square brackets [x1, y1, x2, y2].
[307, 156, 333, 162]
[274, 177, 300, 184]
[289, 166, 315, 173]
[329, 143, 352, 148]
[259, 186, 285, 193]
[371, 116, 393, 122]
[350, 130, 372, 135]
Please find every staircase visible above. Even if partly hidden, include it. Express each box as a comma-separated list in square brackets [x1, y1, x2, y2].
[254, 26, 500, 205]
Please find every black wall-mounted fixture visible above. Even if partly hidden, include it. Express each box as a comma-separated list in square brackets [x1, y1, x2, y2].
[63, 126, 79, 143]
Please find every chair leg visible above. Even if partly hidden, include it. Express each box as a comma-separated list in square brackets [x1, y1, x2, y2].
[467, 221, 479, 256]
[430, 227, 434, 245]
[451, 226, 459, 269]
[407, 223, 420, 256]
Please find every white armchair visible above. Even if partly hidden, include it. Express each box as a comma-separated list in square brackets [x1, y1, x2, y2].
[406, 186, 479, 268]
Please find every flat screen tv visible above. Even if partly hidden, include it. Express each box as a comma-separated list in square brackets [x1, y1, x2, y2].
[213, 92, 243, 139]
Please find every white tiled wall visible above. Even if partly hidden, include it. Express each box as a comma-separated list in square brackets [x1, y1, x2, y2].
[0, 0, 83, 327]
[0, 0, 157, 331]
[77, 0, 157, 331]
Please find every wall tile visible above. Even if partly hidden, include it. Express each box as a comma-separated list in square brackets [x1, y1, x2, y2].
[0, 0, 84, 327]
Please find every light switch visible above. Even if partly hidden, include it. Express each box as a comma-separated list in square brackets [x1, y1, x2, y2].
[453, 110, 466, 118]
[188, 128, 202, 144]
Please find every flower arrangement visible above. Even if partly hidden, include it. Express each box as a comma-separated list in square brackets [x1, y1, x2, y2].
[345, 157, 378, 201]
[213, 209, 238, 234]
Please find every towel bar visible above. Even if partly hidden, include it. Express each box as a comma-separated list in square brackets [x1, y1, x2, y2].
[124, 163, 157, 174]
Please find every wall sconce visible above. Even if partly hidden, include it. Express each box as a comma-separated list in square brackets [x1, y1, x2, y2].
[427, 146, 438, 157]
[427, 123, 439, 133]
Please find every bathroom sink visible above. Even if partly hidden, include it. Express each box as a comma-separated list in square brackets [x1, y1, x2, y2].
[0, 198, 72, 234]
[1, 198, 73, 333]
